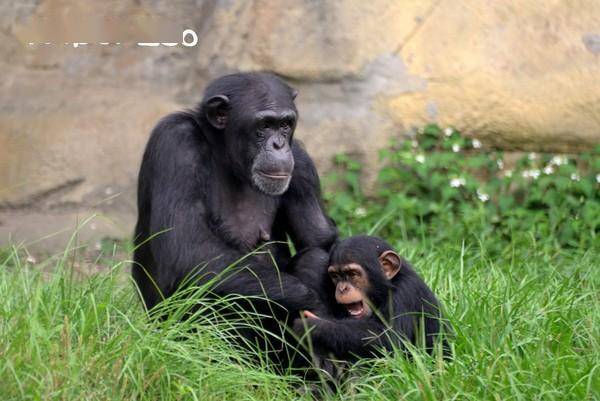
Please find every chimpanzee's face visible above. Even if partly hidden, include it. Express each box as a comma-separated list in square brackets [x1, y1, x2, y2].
[328, 244, 402, 319]
[328, 262, 373, 319]
[203, 76, 298, 196]
[245, 107, 296, 195]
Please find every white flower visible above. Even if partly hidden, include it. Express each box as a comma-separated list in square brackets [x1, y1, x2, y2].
[411, 140, 419, 148]
[497, 159, 504, 169]
[528, 152, 537, 161]
[550, 155, 568, 166]
[570, 173, 580, 182]
[26, 255, 37, 264]
[504, 169, 513, 178]
[476, 189, 489, 202]
[596, 174, 600, 184]
[472, 139, 482, 149]
[522, 169, 540, 180]
[452, 144, 461, 153]
[543, 165, 554, 175]
[354, 207, 367, 217]
[450, 177, 466, 188]
[415, 154, 425, 164]
[444, 127, 453, 137]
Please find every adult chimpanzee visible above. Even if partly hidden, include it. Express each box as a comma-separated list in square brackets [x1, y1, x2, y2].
[132, 73, 337, 335]
[292, 235, 448, 360]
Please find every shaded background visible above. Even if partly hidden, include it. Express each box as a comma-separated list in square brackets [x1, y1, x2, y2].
[1, 0, 599, 250]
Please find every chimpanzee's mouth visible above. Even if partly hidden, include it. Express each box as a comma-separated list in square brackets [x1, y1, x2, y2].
[343, 300, 365, 318]
[258, 171, 290, 180]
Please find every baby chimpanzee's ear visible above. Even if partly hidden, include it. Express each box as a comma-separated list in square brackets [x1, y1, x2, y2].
[378, 250, 402, 279]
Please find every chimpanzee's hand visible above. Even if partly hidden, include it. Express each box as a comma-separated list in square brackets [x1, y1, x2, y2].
[293, 312, 321, 336]
[293, 309, 335, 339]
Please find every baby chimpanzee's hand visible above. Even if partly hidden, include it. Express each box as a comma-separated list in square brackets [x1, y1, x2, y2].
[292, 311, 322, 336]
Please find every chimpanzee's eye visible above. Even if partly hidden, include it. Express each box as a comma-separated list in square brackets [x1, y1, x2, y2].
[258, 121, 269, 130]
[280, 120, 290, 130]
[349, 270, 362, 279]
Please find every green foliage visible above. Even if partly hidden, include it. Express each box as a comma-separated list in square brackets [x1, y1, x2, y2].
[1, 237, 598, 400]
[1, 125, 599, 400]
[0, 247, 308, 401]
[324, 124, 600, 253]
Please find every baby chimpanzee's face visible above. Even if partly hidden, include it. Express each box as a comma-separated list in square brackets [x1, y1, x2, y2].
[328, 262, 372, 319]
[328, 236, 403, 319]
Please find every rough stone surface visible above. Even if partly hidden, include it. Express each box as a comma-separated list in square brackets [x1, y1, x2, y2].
[1, 0, 599, 250]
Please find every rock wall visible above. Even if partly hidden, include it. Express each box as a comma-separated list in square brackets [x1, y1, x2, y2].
[1, 0, 599, 249]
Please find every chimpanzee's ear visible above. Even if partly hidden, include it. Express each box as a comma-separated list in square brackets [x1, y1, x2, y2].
[291, 88, 298, 100]
[378, 250, 401, 279]
[204, 95, 230, 130]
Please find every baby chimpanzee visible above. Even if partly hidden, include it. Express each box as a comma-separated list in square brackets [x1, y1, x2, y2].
[292, 235, 448, 360]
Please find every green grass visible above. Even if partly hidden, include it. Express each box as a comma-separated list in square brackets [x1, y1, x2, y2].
[3, 124, 597, 399]
[1, 231, 598, 400]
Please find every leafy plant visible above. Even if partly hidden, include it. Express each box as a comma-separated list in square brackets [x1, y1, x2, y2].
[324, 124, 600, 254]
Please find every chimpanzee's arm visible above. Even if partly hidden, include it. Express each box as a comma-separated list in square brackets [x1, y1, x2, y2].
[295, 317, 400, 359]
[285, 248, 335, 308]
[133, 114, 323, 313]
[279, 142, 338, 252]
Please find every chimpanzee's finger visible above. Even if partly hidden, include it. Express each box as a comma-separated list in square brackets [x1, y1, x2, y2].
[304, 310, 320, 319]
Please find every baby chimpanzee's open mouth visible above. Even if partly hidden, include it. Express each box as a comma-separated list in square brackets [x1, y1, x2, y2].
[344, 300, 365, 318]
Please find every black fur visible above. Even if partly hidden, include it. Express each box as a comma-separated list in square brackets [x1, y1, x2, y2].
[294, 235, 448, 360]
[132, 73, 337, 341]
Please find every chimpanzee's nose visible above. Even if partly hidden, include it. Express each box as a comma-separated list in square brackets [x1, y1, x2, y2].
[270, 135, 286, 151]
